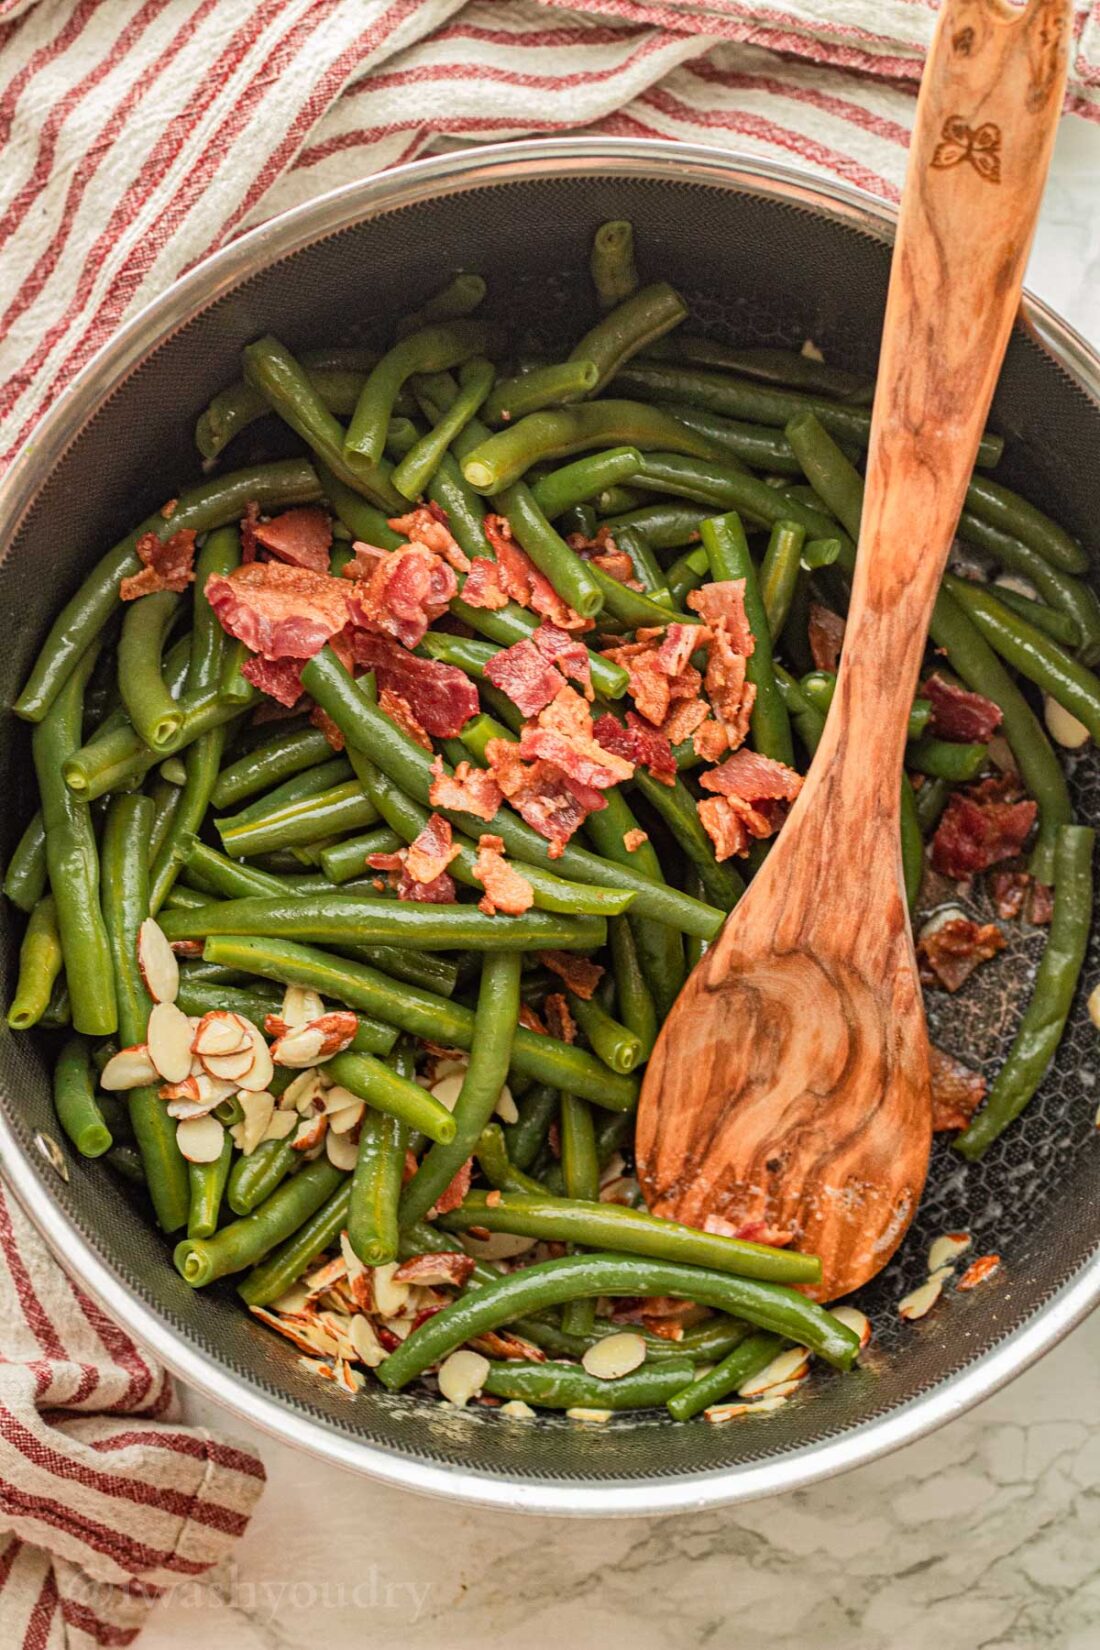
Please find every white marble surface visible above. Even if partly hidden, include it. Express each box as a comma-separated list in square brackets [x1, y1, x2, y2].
[142, 120, 1100, 1650]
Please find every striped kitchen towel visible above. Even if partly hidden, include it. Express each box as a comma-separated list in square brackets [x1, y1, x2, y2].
[0, 1185, 265, 1647]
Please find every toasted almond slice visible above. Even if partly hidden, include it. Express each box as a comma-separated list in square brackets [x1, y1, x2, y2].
[237, 1023, 275, 1093]
[928, 1232, 972, 1273]
[347, 1314, 384, 1368]
[147, 1000, 196, 1083]
[292, 1113, 328, 1153]
[328, 1102, 365, 1136]
[326, 1130, 359, 1170]
[281, 985, 326, 1028]
[957, 1253, 1001, 1290]
[201, 1045, 257, 1082]
[429, 1072, 465, 1113]
[460, 1230, 538, 1261]
[1045, 693, 1090, 749]
[270, 1025, 326, 1068]
[175, 1114, 225, 1163]
[303, 1255, 347, 1295]
[236, 1090, 275, 1155]
[566, 1407, 612, 1423]
[192, 1011, 251, 1057]
[831, 1304, 872, 1351]
[437, 1349, 489, 1407]
[166, 1095, 221, 1121]
[136, 918, 179, 1005]
[283, 1070, 325, 1113]
[499, 1400, 536, 1419]
[261, 1109, 298, 1143]
[100, 1044, 159, 1091]
[371, 1261, 410, 1318]
[705, 1395, 788, 1424]
[163, 1071, 238, 1115]
[322, 1084, 360, 1116]
[898, 1276, 944, 1321]
[493, 1083, 518, 1125]
[581, 1332, 646, 1381]
[738, 1345, 811, 1397]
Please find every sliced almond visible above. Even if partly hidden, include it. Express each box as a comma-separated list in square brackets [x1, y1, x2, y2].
[928, 1231, 972, 1273]
[581, 1332, 646, 1381]
[460, 1230, 538, 1261]
[262, 1108, 298, 1143]
[705, 1395, 788, 1424]
[291, 1113, 328, 1153]
[565, 1407, 612, 1424]
[281, 985, 326, 1028]
[136, 918, 179, 1004]
[270, 1024, 326, 1068]
[1044, 693, 1090, 750]
[494, 1083, 518, 1125]
[328, 1102, 365, 1135]
[738, 1345, 811, 1398]
[437, 1349, 489, 1407]
[283, 1069, 325, 1113]
[100, 1044, 159, 1091]
[235, 1090, 275, 1155]
[370, 1261, 410, 1318]
[832, 1304, 873, 1351]
[499, 1400, 536, 1419]
[163, 1071, 238, 1116]
[326, 1130, 359, 1170]
[898, 1275, 944, 1321]
[429, 1071, 466, 1112]
[147, 1000, 196, 1083]
[201, 1045, 257, 1082]
[346, 1315, 383, 1368]
[192, 1011, 251, 1057]
[175, 1114, 225, 1163]
[236, 1021, 274, 1092]
[322, 1084, 360, 1116]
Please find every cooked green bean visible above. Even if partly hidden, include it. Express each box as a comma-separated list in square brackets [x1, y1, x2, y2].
[958, 511, 1100, 661]
[400, 951, 520, 1225]
[204, 933, 639, 1109]
[665, 1331, 785, 1421]
[187, 1132, 233, 1241]
[965, 474, 1087, 574]
[760, 519, 807, 640]
[319, 828, 404, 884]
[118, 591, 184, 752]
[900, 775, 924, 911]
[989, 582, 1081, 647]
[319, 1050, 452, 1146]
[345, 320, 490, 470]
[33, 647, 117, 1037]
[490, 480, 605, 619]
[486, 1356, 695, 1412]
[463, 401, 721, 494]
[800, 673, 933, 743]
[914, 775, 951, 836]
[664, 402, 811, 475]
[347, 1108, 407, 1267]
[664, 545, 710, 608]
[393, 355, 496, 500]
[212, 727, 336, 812]
[957, 825, 1093, 1157]
[396, 273, 487, 339]
[906, 736, 989, 783]
[702, 510, 794, 766]
[559, 1090, 600, 1335]
[7, 896, 63, 1031]
[613, 523, 668, 598]
[475, 1123, 551, 1196]
[378, 1252, 856, 1388]
[569, 282, 688, 396]
[602, 501, 710, 550]
[582, 787, 687, 1018]
[211, 758, 353, 828]
[52, 1034, 112, 1158]
[4, 811, 48, 914]
[238, 1179, 353, 1307]
[195, 346, 379, 459]
[175, 1159, 345, 1287]
[607, 916, 658, 1061]
[528, 447, 644, 519]
[567, 989, 643, 1075]
[227, 1135, 298, 1218]
[590, 220, 639, 311]
[649, 336, 873, 401]
[63, 686, 255, 803]
[504, 1084, 558, 1172]
[484, 360, 600, 426]
[217, 780, 378, 858]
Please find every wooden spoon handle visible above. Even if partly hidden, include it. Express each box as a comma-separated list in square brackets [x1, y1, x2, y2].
[827, 0, 1070, 805]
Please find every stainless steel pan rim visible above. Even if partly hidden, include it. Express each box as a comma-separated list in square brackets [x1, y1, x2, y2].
[2, 137, 1099, 1517]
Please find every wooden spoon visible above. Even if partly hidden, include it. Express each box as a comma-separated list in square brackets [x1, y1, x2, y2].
[635, 0, 1071, 1302]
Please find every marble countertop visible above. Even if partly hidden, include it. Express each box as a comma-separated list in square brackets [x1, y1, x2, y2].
[143, 118, 1100, 1650]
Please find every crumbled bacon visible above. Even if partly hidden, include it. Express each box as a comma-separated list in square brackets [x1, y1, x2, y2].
[241, 655, 305, 708]
[931, 792, 1037, 879]
[600, 628, 702, 728]
[1028, 880, 1054, 925]
[661, 697, 710, 746]
[366, 838, 457, 905]
[519, 1003, 548, 1035]
[520, 687, 635, 791]
[698, 748, 803, 861]
[699, 628, 755, 759]
[206, 561, 352, 659]
[428, 755, 502, 822]
[808, 602, 845, 672]
[459, 558, 510, 611]
[485, 739, 605, 856]
[387, 507, 470, 573]
[539, 950, 604, 1001]
[918, 917, 1006, 992]
[378, 685, 431, 751]
[623, 827, 648, 852]
[989, 869, 1029, 920]
[593, 711, 676, 785]
[591, 550, 641, 586]
[473, 834, 534, 917]
[700, 747, 804, 803]
[392, 1251, 475, 1288]
[930, 1045, 987, 1131]
[348, 633, 478, 736]
[686, 580, 753, 655]
[429, 1157, 472, 1216]
[957, 1254, 1001, 1290]
[307, 705, 344, 751]
[922, 672, 1002, 743]
[530, 623, 592, 697]
[251, 507, 333, 573]
[484, 637, 564, 716]
[536, 993, 572, 1046]
[406, 814, 460, 886]
[482, 515, 590, 631]
[120, 528, 197, 601]
[239, 500, 261, 563]
[346, 544, 457, 649]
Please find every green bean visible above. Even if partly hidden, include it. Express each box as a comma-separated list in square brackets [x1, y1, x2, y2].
[447, 598, 628, 698]
[602, 501, 709, 551]
[665, 1331, 785, 1421]
[649, 336, 874, 401]
[607, 916, 658, 1061]
[379, 1251, 855, 1389]
[664, 545, 710, 608]
[212, 728, 336, 812]
[319, 828, 404, 884]
[946, 577, 1100, 741]
[913, 776, 951, 836]
[63, 687, 255, 802]
[569, 282, 688, 396]
[957, 824, 1094, 1158]
[185, 938, 397, 1055]
[588, 560, 694, 629]
[15, 459, 320, 724]
[760, 519, 807, 640]
[393, 356, 495, 500]
[227, 1136, 298, 1217]
[148, 778, 183, 866]
[484, 361, 599, 426]
[595, 484, 647, 515]
[400, 952, 521, 1225]
[590, 220, 639, 311]
[194, 347, 379, 458]
[775, 664, 826, 757]
[613, 523, 668, 598]
[900, 775, 924, 911]
[702, 510, 793, 766]
[316, 460, 404, 549]
[175, 1159, 344, 1287]
[988, 583, 1081, 647]
[187, 1132, 233, 1240]
[663, 403, 810, 475]
[581, 788, 687, 1018]
[489, 481, 605, 619]
[217, 781, 378, 858]
[346, 1110, 406, 1268]
[396, 273, 486, 339]
[958, 511, 1100, 661]
[205, 932, 639, 1109]
[101, 793, 189, 1231]
[236, 1178, 351, 1307]
[33, 648, 117, 1036]
[528, 447, 644, 519]
[241, 335, 402, 511]
[463, 401, 721, 494]
[344, 320, 490, 471]
[302, 648, 722, 939]
[559, 1090, 600, 1335]
[322, 1050, 457, 1145]
[965, 474, 1087, 574]
[160, 892, 607, 953]
[567, 991, 644, 1075]
[475, 1123, 551, 1196]
[52, 1035, 112, 1158]
[504, 1084, 558, 1172]
[906, 736, 989, 782]
[214, 758, 353, 829]
[5, 811, 48, 913]
[618, 360, 1003, 466]
[800, 672, 934, 743]
[7, 896, 63, 1031]
[486, 1356, 695, 1412]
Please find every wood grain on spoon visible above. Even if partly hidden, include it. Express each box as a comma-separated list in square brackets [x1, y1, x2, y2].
[636, 0, 1071, 1301]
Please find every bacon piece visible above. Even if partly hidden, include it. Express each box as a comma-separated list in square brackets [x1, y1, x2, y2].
[623, 827, 648, 852]
[922, 672, 1002, 743]
[531, 623, 592, 696]
[657, 623, 700, 677]
[590, 550, 640, 585]
[460, 557, 510, 611]
[428, 755, 502, 822]
[699, 747, 803, 803]
[661, 697, 710, 746]
[308, 705, 345, 752]
[483, 514, 590, 632]
[544, 992, 576, 1044]
[1028, 880, 1054, 925]
[930, 793, 1037, 879]
[686, 580, 754, 655]
[241, 655, 305, 708]
[206, 561, 352, 659]
[539, 950, 604, 1001]
[930, 1045, 987, 1131]
[918, 917, 1006, 992]
[387, 506, 470, 573]
[239, 500, 261, 564]
[347, 544, 457, 649]
[120, 528, 198, 601]
[348, 633, 478, 736]
[484, 638, 564, 717]
[379, 686, 432, 752]
[601, 626, 704, 729]
[701, 628, 755, 758]
[957, 1254, 1001, 1290]
[392, 1251, 475, 1288]
[405, 814, 460, 886]
[485, 740, 604, 858]
[989, 869, 1029, 920]
[696, 751, 802, 862]
[697, 796, 752, 861]
[808, 602, 845, 672]
[519, 1003, 548, 1035]
[252, 507, 333, 573]
[593, 711, 676, 786]
[429, 1157, 473, 1217]
[366, 841, 457, 905]
[520, 688, 635, 791]
[473, 834, 534, 917]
